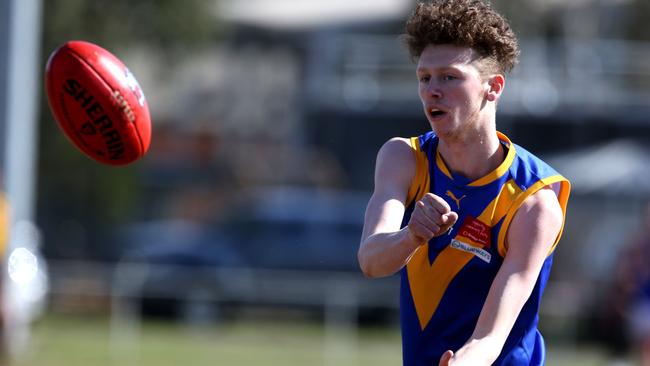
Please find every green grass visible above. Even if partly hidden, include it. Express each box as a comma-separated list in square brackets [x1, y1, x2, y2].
[13, 312, 620, 366]
[14, 313, 402, 366]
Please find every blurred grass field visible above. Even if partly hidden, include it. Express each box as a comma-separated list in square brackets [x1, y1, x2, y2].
[13, 312, 619, 366]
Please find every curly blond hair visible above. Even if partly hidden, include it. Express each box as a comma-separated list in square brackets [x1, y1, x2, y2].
[405, 0, 520, 74]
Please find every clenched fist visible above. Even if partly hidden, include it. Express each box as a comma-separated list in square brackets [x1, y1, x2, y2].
[407, 193, 458, 244]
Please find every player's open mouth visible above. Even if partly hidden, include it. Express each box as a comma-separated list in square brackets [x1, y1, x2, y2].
[428, 108, 447, 119]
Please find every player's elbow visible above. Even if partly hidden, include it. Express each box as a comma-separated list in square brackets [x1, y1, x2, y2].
[357, 246, 380, 278]
[357, 249, 374, 278]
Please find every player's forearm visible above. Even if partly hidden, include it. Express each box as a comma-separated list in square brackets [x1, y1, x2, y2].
[358, 227, 421, 278]
[459, 270, 539, 364]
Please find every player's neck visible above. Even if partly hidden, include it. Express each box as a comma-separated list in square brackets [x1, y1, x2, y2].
[437, 128, 504, 182]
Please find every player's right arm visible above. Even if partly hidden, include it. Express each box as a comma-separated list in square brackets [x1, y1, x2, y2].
[358, 138, 456, 278]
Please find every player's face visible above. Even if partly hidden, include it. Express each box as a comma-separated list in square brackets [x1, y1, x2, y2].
[416, 44, 489, 140]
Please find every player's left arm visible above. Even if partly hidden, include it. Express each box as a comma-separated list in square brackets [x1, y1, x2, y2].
[439, 186, 565, 366]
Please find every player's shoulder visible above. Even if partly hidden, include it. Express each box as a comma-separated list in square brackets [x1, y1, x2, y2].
[380, 136, 413, 152]
[376, 137, 419, 167]
[505, 185, 565, 257]
[522, 187, 563, 211]
[381, 131, 437, 154]
[374, 137, 418, 184]
[516, 187, 564, 231]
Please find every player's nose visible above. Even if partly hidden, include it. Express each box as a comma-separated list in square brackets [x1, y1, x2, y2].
[424, 80, 442, 99]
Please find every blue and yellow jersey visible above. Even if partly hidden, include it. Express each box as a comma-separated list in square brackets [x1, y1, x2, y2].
[400, 131, 570, 366]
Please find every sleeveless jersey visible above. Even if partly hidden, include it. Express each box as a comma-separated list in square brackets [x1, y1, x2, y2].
[399, 131, 570, 366]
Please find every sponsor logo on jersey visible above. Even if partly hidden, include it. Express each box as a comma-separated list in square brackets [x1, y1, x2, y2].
[445, 190, 466, 210]
[457, 215, 491, 248]
[450, 239, 492, 263]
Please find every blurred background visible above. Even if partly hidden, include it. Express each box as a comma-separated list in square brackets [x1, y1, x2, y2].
[2, 0, 650, 365]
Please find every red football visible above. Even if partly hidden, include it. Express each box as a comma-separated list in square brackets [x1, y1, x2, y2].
[45, 41, 151, 165]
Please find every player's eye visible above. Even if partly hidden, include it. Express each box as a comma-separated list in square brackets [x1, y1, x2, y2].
[419, 75, 430, 83]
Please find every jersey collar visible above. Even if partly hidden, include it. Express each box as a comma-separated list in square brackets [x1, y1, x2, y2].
[435, 131, 516, 187]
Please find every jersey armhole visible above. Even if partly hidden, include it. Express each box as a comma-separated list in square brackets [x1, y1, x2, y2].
[497, 176, 571, 257]
[405, 137, 431, 207]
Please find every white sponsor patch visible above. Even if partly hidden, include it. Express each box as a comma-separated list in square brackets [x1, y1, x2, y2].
[450, 239, 492, 263]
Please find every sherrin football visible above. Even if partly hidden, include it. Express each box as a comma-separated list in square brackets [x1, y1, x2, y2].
[45, 41, 151, 166]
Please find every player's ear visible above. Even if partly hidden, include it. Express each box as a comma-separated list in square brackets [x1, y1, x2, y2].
[485, 74, 505, 102]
